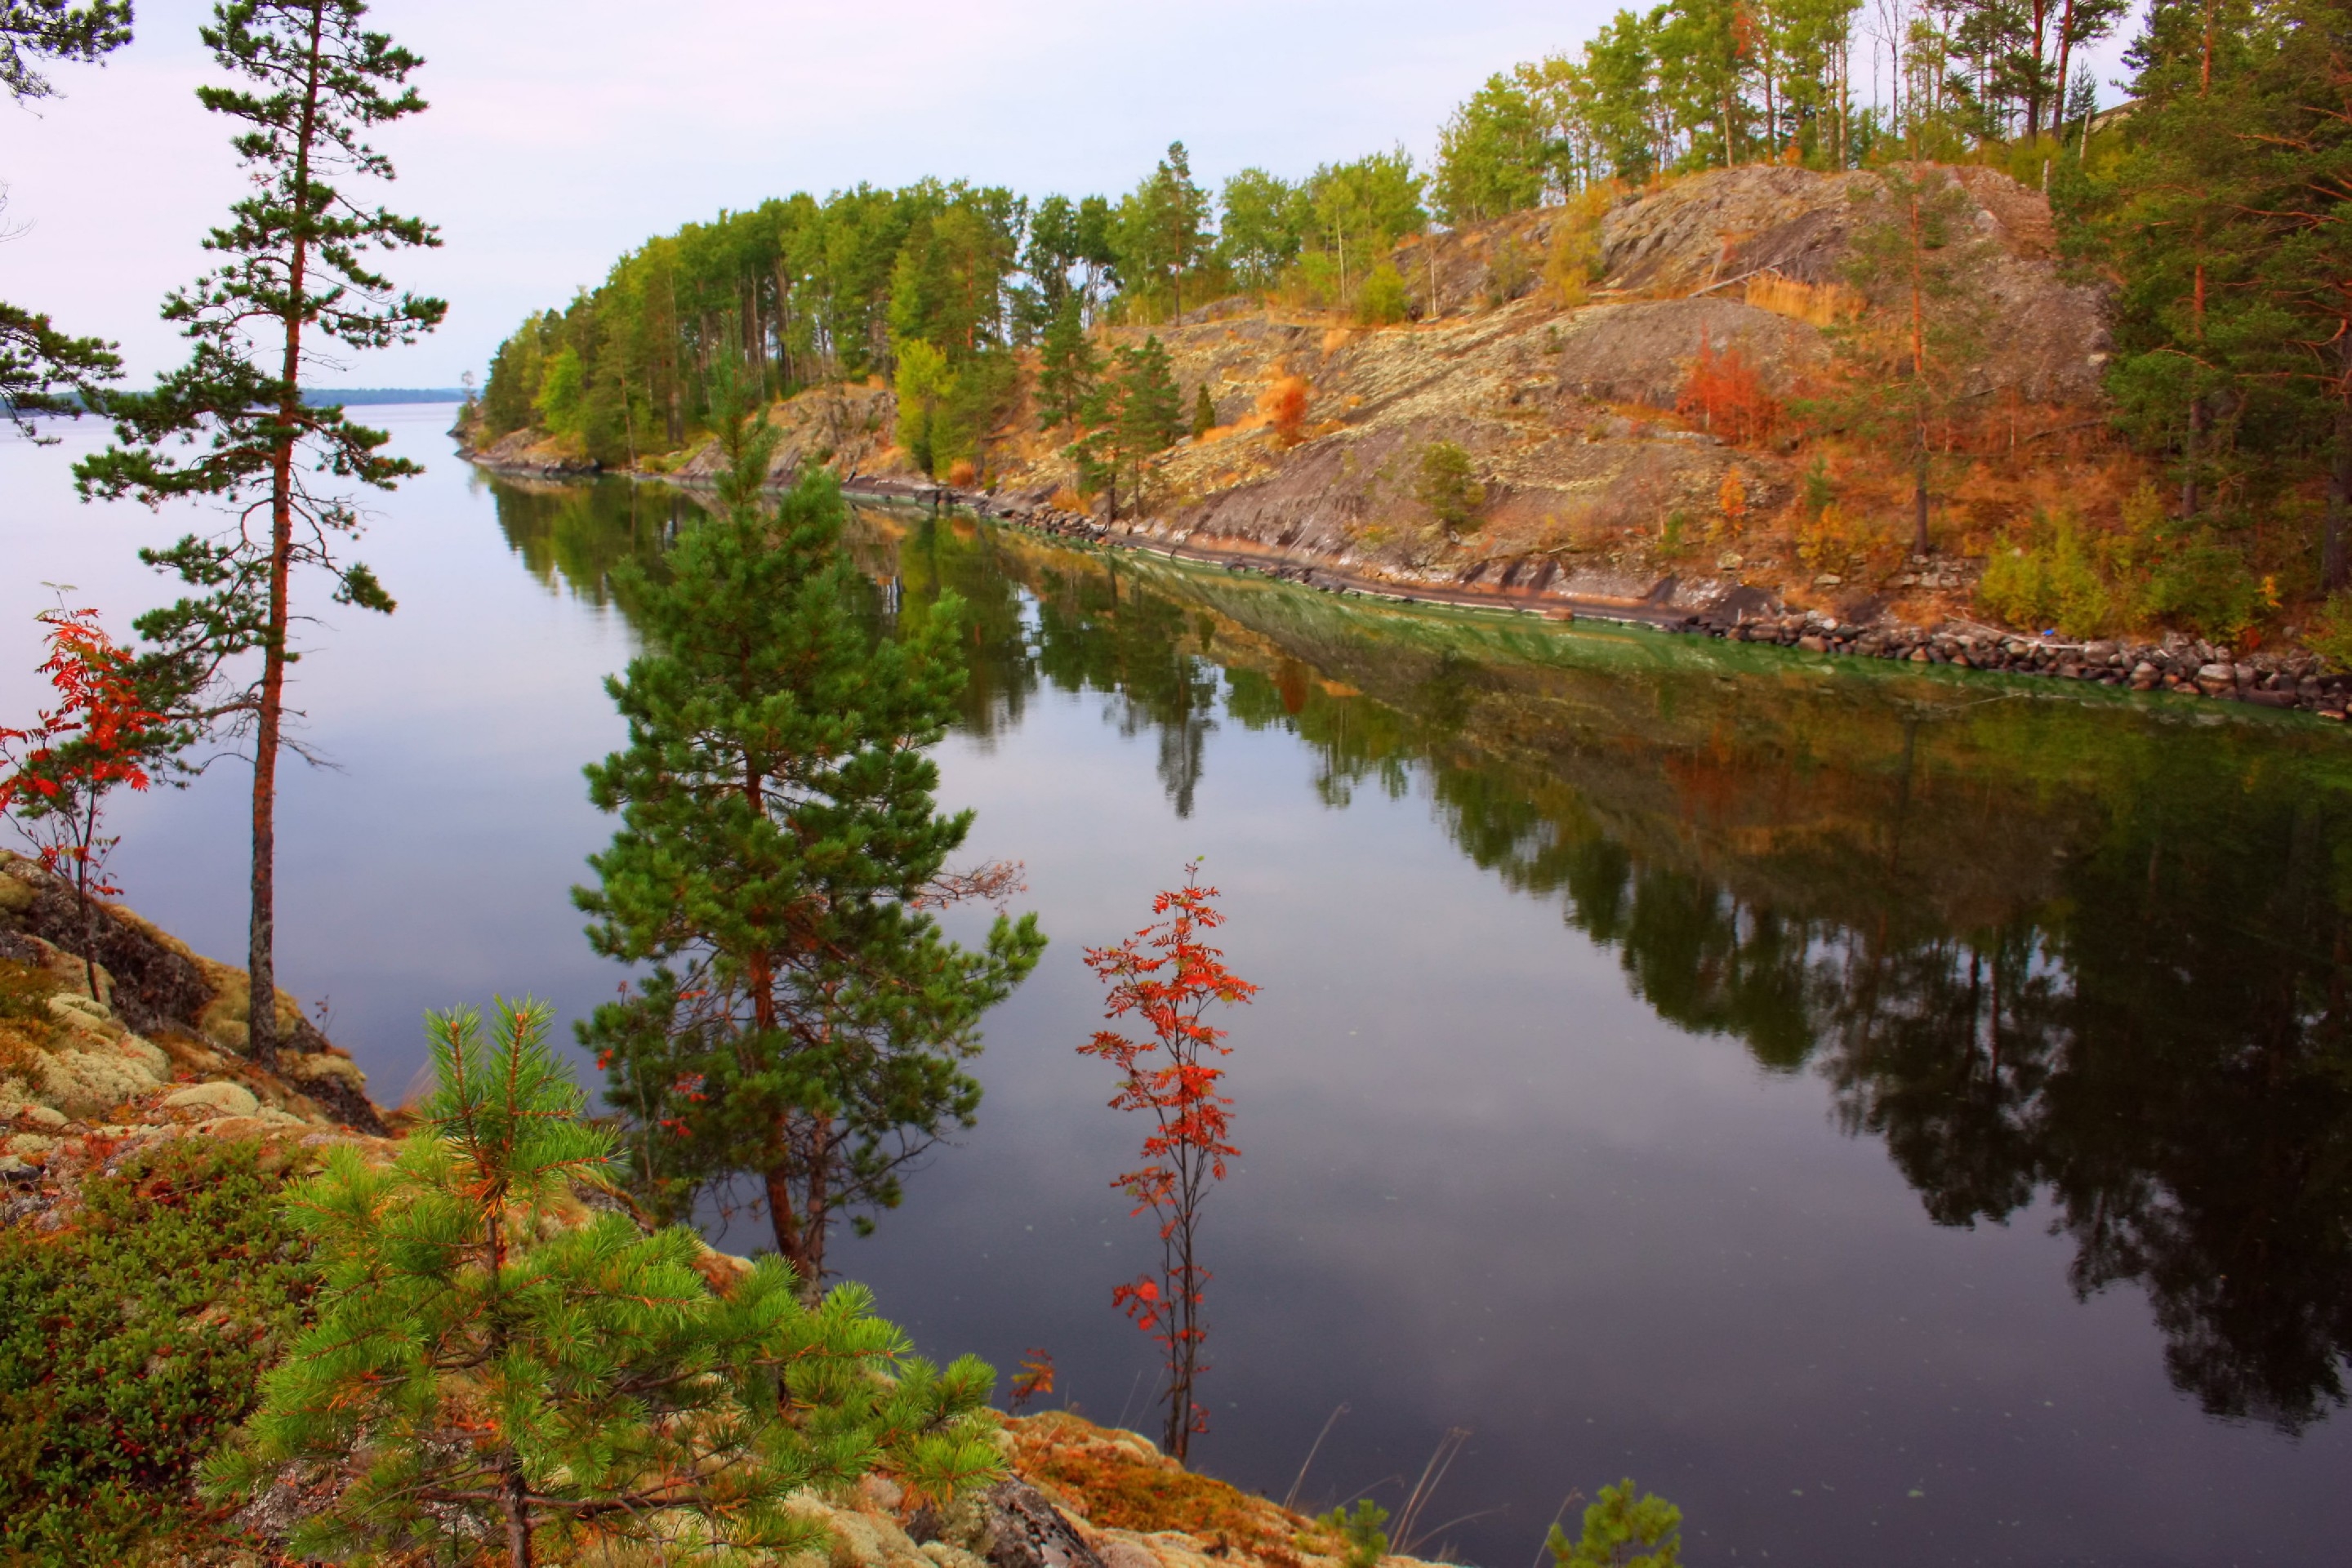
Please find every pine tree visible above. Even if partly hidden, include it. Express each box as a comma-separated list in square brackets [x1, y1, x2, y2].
[0, 1, 130, 434]
[1823, 167, 1986, 555]
[2093, 0, 2352, 588]
[1070, 335, 1182, 521]
[1036, 294, 1098, 431]
[577, 380, 1045, 1287]
[73, 0, 443, 1069]
[1192, 381, 1217, 440]
[203, 998, 1003, 1568]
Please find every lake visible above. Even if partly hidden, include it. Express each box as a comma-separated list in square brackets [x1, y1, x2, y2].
[5, 405, 2348, 1566]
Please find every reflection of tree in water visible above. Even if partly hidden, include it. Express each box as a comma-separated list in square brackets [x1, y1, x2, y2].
[488, 487, 2352, 1432]
[875, 510, 1038, 743]
[1026, 557, 1218, 817]
[1061, 550, 2352, 1436]
[489, 475, 683, 611]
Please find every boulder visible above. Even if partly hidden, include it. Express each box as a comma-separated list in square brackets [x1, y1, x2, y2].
[163, 1080, 262, 1120]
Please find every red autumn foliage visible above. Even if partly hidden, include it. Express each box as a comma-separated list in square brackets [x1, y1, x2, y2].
[1080, 862, 1258, 1462]
[1009, 1348, 1056, 1413]
[1675, 331, 1780, 445]
[0, 604, 161, 999]
[1260, 376, 1310, 448]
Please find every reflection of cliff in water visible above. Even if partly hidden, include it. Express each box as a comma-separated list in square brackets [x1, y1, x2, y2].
[496, 477, 2352, 1436]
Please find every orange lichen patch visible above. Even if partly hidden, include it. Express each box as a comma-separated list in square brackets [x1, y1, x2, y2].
[1007, 1413, 1317, 1566]
[1320, 327, 1354, 354]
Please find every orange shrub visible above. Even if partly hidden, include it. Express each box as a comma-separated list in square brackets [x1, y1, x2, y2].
[1258, 376, 1310, 448]
[1676, 332, 1780, 445]
[946, 458, 978, 488]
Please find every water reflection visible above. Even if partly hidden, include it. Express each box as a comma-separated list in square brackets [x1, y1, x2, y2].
[492, 475, 2352, 1438]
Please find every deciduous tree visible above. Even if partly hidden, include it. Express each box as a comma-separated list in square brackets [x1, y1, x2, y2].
[0, 603, 160, 1000]
[1080, 863, 1257, 1461]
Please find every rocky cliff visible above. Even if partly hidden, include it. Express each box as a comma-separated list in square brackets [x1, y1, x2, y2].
[466, 163, 2116, 635]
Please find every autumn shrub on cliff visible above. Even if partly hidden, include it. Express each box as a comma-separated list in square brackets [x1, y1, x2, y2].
[1675, 332, 1780, 446]
[0, 1138, 317, 1564]
[1262, 376, 1310, 448]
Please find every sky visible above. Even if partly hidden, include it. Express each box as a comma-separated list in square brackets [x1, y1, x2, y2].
[0, 0, 2147, 389]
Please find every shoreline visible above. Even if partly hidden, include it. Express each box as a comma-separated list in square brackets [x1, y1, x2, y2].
[461, 451, 2352, 724]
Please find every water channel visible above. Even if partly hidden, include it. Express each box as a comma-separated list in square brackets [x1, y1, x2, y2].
[4, 406, 2347, 1566]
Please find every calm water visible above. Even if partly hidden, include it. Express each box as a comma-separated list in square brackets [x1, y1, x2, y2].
[6, 408, 2349, 1566]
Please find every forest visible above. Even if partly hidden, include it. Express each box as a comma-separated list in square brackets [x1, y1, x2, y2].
[477, 0, 2352, 653]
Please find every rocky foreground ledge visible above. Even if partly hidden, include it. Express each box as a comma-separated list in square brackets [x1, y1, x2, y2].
[0, 850, 389, 1222]
[0, 853, 1447, 1568]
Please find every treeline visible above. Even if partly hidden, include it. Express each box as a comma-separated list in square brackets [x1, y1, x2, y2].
[479, 0, 2138, 470]
[1433, 0, 2128, 215]
[478, 143, 1432, 471]
[479, 0, 2350, 607]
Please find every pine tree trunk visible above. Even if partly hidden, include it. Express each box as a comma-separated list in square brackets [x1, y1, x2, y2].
[2326, 380, 2350, 593]
[1913, 442, 1931, 557]
[249, 1, 327, 1072]
[2182, 396, 2204, 519]
[2027, 0, 2049, 138]
[764, 1156, 808, 1281]
[500, 1454, 534, 1567]
[2053, 0, 2079, 149]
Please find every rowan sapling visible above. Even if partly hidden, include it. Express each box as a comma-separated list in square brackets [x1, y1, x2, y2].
[0, 604, 161, 1000]
[1081, 862, 1257, 1460]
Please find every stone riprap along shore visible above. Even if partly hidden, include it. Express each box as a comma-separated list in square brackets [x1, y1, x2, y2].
[1673, 608, 2349, 717]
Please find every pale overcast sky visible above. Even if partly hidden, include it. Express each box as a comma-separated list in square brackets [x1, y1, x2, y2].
[0, 0, 2146, 388]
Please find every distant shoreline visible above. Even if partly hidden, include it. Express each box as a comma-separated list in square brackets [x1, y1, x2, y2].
[15, 389, 466, 416]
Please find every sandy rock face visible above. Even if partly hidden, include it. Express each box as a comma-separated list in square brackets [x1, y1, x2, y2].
[0, 851, 399, 1231]
[0, 852, 386, 1135]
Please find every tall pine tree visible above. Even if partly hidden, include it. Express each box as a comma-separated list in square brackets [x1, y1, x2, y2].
[578, 376, 1045, 1288]
[74, 0, 443, 1068]
[2095, 0, 2351, 589]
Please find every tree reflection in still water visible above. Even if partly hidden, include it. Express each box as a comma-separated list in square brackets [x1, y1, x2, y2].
[497, 481, 2352, 1436]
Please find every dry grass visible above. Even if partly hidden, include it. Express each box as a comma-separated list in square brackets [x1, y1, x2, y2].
[1744, 272, 1864, 327]
[1008, 1413, 1312, 1567]
[0, 956, 61, 1085]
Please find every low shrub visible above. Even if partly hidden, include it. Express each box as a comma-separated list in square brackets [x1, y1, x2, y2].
[1676, 333, 1780, 445]
[0, 1138, 318, 1564]
[1417, 441, 1486, 535]
[1976, 489, 2265, 642]
[1356, 262, 1410, 326]
[1546, 1478, 1682, 1568]
[1261, 377, 1311, 448]
[2310, 592, 2352, 673]
[1319, 1499, 1389, 1568]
